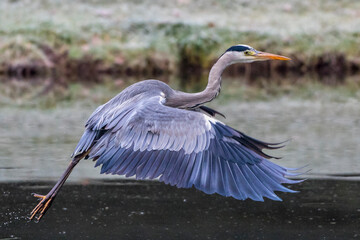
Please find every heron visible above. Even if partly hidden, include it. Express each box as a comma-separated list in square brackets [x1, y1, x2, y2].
[30, 44, 301, 222]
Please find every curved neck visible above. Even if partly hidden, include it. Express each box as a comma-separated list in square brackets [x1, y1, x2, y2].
[205, 52, 233, 96]
[166, 53, 235, 109]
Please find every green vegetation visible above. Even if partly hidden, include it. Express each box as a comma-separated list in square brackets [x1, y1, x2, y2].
[0, 0, 360, 108]
[1, 0, 360, 74]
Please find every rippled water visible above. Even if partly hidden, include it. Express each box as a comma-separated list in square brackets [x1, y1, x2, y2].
[0, 76, 360, 239]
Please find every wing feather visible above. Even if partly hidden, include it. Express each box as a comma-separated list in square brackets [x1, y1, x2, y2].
[76, 93, 301, 201]
[178, 153, 197, 188]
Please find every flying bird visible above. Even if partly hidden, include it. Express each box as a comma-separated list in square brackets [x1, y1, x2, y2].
[30, 44, 301, 221]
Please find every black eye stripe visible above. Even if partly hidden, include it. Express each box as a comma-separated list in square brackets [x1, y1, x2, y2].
[226, 45, 251, 52]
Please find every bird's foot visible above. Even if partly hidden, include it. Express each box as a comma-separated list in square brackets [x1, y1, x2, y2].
[29, 193, 54, 222]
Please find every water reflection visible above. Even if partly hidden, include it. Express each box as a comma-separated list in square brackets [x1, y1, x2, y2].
[0, 74, 359, 238]
[1, 75, 360, 181]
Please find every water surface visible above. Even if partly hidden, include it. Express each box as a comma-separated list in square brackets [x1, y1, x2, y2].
[0, 75, 360, 239]
[1, 180, 360, 239]
[0, 76, 359, 181]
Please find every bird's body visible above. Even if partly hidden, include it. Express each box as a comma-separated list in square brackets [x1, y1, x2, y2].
[30, 44, 301, 221]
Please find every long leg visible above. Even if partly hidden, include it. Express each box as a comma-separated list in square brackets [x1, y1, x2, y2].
[29, 158, 80, 222]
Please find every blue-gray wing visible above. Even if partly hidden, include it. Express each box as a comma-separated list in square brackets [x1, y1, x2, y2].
[74, 94, 299, 201]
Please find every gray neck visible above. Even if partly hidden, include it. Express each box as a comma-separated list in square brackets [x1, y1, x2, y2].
[165, 53, 235, 109]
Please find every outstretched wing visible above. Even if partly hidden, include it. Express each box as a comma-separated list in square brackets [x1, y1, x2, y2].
[74, 94, 300, 201]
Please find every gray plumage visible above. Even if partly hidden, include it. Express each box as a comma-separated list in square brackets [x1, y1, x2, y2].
[30, 45, 297, 222]
[72, 45, 299, 201]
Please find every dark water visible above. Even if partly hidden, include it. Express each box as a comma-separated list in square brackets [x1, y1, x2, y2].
[1, 75, 360, 239]
[1, 179, 360, 239]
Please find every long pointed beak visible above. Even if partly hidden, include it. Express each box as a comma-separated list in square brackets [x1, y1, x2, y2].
[254, 51, 291, 61]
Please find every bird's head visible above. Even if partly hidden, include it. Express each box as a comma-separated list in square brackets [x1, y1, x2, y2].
[224, 44, 290, 64]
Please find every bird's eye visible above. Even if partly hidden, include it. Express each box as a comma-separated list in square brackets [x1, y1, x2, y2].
[244, 50, 251, 55]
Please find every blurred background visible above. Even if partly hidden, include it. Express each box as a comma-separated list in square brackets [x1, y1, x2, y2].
[1, 0, 360, 239]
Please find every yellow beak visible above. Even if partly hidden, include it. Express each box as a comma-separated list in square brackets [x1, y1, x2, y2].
[254, 51, 291, 61]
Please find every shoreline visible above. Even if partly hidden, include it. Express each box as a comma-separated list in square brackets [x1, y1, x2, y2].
[1, 44, 358, 80]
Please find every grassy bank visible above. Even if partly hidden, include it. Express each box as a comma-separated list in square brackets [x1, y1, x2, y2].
[1, 0, 360, 78]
